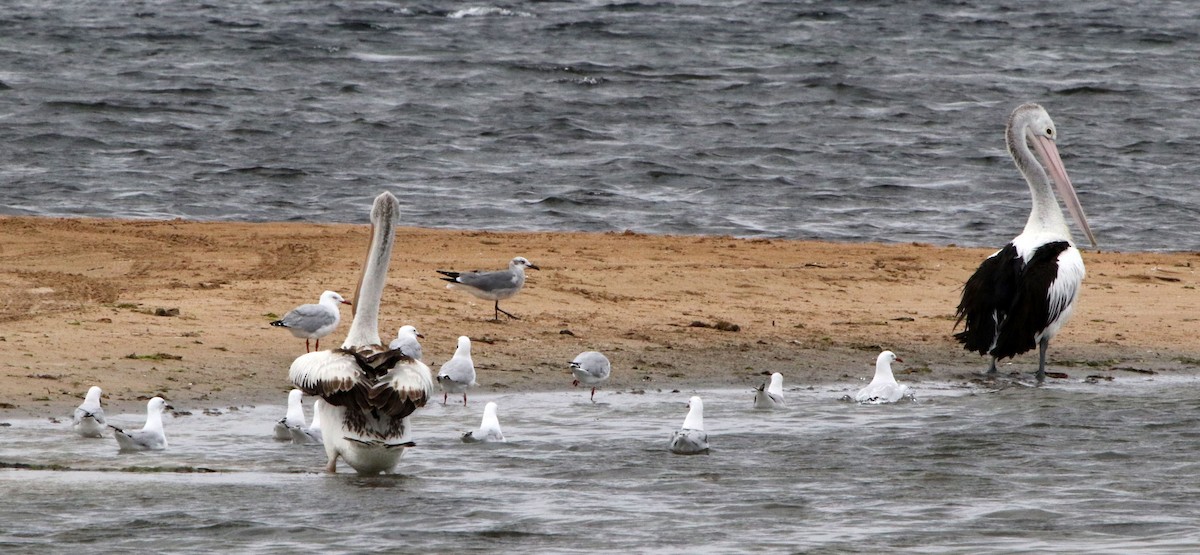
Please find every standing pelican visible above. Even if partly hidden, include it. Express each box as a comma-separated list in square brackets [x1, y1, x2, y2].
[955, 103, 1097, 383]
[289, 192, 434, 474]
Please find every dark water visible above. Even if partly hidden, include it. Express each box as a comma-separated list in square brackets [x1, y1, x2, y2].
[3, 383, 1200, 553]
[2, 1, 1199, 251]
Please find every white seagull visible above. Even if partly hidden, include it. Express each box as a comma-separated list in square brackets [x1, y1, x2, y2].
[955, 103, 1097, 383]
[437, 256, 539, 320]
[110, 397, 169, 452]
[461, 401, 505, 443]
[669, 396, 709, 455]
[437, 336, 477, 406]
[271, 290, 352, 352]
[570, 351, 611, 402]
[855, 351, 912, 404]
[290, 398, 325, 445]
[388, 325, 424, 361]
[273, 389, 307, 440]
[72, 386, 107, 438]
[753, 372, 785, 409]
[289, 192, 434, 474]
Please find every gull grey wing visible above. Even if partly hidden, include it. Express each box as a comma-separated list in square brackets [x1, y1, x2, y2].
[279, 304, 336, 331]
[450, 269, 518, 292]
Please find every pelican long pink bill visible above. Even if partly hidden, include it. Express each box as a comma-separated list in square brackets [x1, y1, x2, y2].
[1028, 130, 1097, 248]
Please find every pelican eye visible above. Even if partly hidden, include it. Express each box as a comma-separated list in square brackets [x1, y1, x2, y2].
[1046, 128, 1054, 137]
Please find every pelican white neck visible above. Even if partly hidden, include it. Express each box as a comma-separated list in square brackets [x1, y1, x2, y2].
[343, 192, 400, 349]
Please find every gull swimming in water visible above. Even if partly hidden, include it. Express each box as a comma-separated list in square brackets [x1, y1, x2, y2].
[289, 192, 434, 474]
[388, 325, 424, 361]
[110, 397, 169, 452]
[669, 396, 709, 455]
[271, 290, 352, 352]
[273, 389, 307, 440]
[290, 398, 325, 445]
[461, 401, 505, 443]
[855, 351, 913, 404]
[570, 351, 611, 402]
[753, 372, 784, 409]
[72, 386, 107, 438]
[437, 336, 477, 406]
[437, 256, 539, 320]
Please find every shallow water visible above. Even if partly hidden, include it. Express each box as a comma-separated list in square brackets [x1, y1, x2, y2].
[4, 380, 1200, 553]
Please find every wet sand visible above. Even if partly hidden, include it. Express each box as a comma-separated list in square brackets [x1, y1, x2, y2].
[1, 216, 1197, 416]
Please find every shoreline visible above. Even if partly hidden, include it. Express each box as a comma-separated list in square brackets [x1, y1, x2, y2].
[1, 215, 1197, 418]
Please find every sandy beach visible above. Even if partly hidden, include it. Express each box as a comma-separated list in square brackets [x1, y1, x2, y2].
[1, 215, 1197, 417]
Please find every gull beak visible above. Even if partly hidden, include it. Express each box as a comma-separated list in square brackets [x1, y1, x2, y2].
[895, 356, 904, 363]
[341, 300, 353, 305]
[416, 332, 425, 338]
[527, 263, 540, 270]
[1030, 134, 1098, 248]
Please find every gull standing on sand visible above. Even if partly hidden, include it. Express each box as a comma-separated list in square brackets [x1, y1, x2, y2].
[290, 398, 325, 445]
[289, 192, 434, 474]
[437, 336, 477, 406]
[437, 256, 539, 320]
[461, 401, 505, 443]
[570, 351, 611, 402]
[110, 397, 169, 452]
[72, 386, 107, 438]
[273, 389, 307, 440]
[389, 325, 424, 361]
[271, 290, 352, 352]
[855, 351, 913, 404]
[753, 373, 785, 409]
[669, 396, 709, 455]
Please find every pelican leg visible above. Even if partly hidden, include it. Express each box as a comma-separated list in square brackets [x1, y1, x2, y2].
[325, 454, 338, 474]
[1036, 336, 1049, 384]
[987, 357, 998, 375]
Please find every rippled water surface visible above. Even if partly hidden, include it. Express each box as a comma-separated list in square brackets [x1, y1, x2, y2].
[1, 1, 1199, 250]
[4, 381, 1200, 553]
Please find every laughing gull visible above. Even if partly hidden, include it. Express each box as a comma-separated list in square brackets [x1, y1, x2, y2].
[111, 397, 170, 452]
[271, 290, 352, 352]
[437, 256, 539, 320]
[570, 351, 611, 402]
[437, 336, 477, 406]
[855, 351, 913, 404]
[669, 396, 709, 455]
[461, 401, 505, 443]
[72, 386, 107, 438]
[273, 389, 307, 440]
[753, 373, 784, 409]
[388, 325, 424, 361]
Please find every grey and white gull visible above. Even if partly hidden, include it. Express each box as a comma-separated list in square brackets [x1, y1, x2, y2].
[273, 389, 307, 440]
[461, 401, 505, 443]
[570, 351, 611, 402]
[388, 324, 424, 361]
[437, 336, 477, 406]
[271, 290, 351, 352]
[855, 351, 913, 404]
[437, 256, 539, 320]
[669, 396, 709, 455]
[289, 398, 325, 445]
[72, 386, 107, 438]
[753, 372, 785, 409]
[110, 397, 169, 452]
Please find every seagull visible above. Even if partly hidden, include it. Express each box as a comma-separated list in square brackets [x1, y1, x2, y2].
[271, 290, 352, 352]
[289, 192, 434, 474]
[669, 396, 709, 455]
[955, 103, 1097, 383]
[290, 398, 325, 445]
[461, 401, 505, 443]
[110, 397, 169, 452]
[855, 351, 913, 404]
[273, 389, 307, 440]
[753, 372, 784, 409]
[437, 336, 477, 406]
[437, 256, 539, 320]
[570, 351, 611, 402]
[72, 386, 107, 438]
[388, 325, 424, 361]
